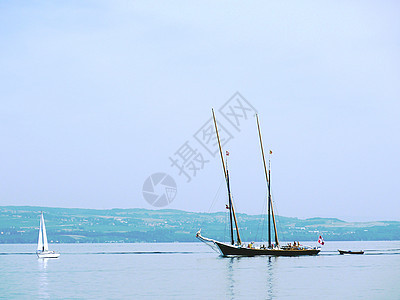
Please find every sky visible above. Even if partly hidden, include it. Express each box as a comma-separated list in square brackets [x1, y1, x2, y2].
[1, 1, 399, 221]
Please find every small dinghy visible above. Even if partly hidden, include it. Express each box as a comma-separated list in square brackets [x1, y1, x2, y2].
[338, 249, 364, 255]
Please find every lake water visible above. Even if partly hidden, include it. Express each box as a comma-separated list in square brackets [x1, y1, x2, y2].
[1, 241, 399, 299]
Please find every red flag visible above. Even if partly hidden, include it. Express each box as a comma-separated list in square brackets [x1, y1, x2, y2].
[269, 150, 273, 154]
[226, 151, 229, 156]
[318, 235, 325, 245]
[225, 204, 230, 209]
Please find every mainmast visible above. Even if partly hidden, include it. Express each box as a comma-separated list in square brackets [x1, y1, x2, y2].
[212, 108, 241, 245]
[268, 159, 279, 247]
[256, 114, 279, 248]
[226, 170, 234, 245]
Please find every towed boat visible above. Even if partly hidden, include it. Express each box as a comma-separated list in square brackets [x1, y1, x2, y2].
[36, 212, 60, 258]
[196, 110, 320, 257]
[338, 249, 364, 255]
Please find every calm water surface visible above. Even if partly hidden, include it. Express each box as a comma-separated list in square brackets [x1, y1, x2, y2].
[1, 241, 399, 299]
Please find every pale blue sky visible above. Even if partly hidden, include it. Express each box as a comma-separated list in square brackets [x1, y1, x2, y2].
[1, 1, 399, 221]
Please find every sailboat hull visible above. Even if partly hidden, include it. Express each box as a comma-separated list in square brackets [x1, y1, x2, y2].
[36, 251, 60, 258]
[215, 241, 320, 257]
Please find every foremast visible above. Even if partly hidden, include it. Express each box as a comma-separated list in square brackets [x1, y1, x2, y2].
[256, 114, 279, 248]
[212, 108, 241, 245]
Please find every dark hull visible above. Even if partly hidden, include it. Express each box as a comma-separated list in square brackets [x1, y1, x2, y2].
[338, 250, 364, 255]
[215, 241, 320, 257]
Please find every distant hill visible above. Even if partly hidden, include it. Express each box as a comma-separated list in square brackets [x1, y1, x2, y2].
[1, 206, 399, 243]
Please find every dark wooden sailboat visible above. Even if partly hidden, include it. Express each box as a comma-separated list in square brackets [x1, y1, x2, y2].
[196, 109, 320, 257]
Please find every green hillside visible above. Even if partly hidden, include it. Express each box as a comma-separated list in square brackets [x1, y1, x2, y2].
[0, 206, 399, 243]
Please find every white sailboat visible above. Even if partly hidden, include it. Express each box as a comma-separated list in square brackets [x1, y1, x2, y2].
[36, 212, 60, 258]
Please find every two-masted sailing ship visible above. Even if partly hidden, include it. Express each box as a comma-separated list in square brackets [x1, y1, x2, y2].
[196, 109, 320, 256]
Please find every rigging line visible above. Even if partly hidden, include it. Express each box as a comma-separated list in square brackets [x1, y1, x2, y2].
[224, 209, 229, 243]
[256, 191, 267, 241]
[230, 194, 239, 234]
[270, 189, 284, 242]
[208, 178, 225, 213]
[261, 191, 269, 242]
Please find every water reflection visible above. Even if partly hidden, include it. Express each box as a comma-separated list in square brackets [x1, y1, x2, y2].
[38, 258, 49, 299]
[266, 256, 277, 300]
[226, 257, 237, 299]
[223, 256, 278, 299]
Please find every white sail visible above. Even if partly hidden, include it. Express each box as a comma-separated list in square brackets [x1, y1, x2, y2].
[37, 213, 43, 251]
[36, 212, 60, 258]
[41, 213, 49, 251]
